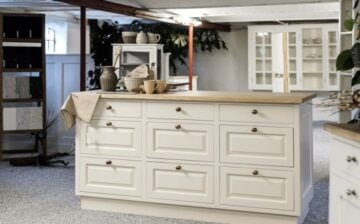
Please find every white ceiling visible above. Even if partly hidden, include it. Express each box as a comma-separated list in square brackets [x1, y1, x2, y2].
[0, 0, 340, 23]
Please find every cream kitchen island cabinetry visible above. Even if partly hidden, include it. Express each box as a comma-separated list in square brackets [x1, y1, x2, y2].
[75, 91, 316, 224]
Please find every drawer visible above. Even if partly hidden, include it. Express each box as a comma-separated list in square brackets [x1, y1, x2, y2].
[79, 158, 142, 197]
[147, 122, 214, 161]
[330, 174, 360, 224]
[80, 120, 141, 157]
[146, 102, 214, 121]
[219, 104, 293, 124]
[220, 125, 294, 167]
[146, 162, 214, 204]
[93, 99, 142, 118]
[331, 139, 360, 181]
[220, 167, 294, 211]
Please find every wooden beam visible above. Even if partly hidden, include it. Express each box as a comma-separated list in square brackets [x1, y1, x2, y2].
[80, 5, 86, 91]
[188, 24, 194, 91]
[54, 0, 230, 32]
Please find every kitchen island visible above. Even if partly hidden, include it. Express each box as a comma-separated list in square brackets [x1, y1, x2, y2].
[74, 91, 316, 224]
[324, 123, 360, 224]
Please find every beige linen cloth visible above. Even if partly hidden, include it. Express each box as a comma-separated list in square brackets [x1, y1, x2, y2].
[60, 92, 100, 129]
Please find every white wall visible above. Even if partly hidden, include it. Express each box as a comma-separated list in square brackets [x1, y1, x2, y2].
[67, 21, 91, 54]
[173, 27, 249, 91]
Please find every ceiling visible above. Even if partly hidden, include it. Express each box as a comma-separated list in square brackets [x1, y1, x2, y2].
[0, 0, 340, 23]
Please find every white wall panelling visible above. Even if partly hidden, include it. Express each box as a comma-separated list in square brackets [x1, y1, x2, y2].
[46, 54, 93, 152]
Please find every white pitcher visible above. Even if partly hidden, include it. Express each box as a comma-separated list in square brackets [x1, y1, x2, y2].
[136, 31, 147, 44]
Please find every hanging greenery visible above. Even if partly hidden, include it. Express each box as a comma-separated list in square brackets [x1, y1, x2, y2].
[87, 19, 227, 89]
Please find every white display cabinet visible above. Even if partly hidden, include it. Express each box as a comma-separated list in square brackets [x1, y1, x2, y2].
[112, 44, 164, 80]
[248, 24, 339, 91]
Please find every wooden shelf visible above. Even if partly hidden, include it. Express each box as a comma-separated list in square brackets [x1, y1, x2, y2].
[2, 68, 43, 72]
[2, 98, 43, 103]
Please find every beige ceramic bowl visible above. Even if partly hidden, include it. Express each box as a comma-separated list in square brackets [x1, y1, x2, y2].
[122, 32, 137, 43]
[124, 77, 146, 91]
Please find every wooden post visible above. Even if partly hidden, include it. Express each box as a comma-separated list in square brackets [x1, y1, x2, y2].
[80, 6, 86, 91]
[282, 32, 289, 93]
[188, 24, 194, 91]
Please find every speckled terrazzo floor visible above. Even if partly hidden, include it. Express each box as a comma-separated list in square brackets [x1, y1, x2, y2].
[0, 122, 330, 224]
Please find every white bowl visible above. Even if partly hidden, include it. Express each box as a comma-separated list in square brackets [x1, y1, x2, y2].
[124, 77, 146, 91]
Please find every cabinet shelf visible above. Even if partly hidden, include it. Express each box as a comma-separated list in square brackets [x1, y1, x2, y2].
[3, 129, 43, 134]
[3, 38, 42, 43]
[303, 58, 322, 60]
[302, 44, 322, 47]
[2, 68, 43, 72]
[2, 98, 43, 103]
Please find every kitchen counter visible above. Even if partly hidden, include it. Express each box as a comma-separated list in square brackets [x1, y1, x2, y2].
[74, 90, 314, 224]
[324, 123, 360, 143]
[93, 90, 316, 104]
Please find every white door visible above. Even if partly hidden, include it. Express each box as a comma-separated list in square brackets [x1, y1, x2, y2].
[220, 166, 294, 211]
[79, 158, 142, 197]
[146, 162, 214, 204]
[80, 119, 141, 157]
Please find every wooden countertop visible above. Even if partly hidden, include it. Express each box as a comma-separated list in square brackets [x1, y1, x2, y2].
[93, 91, 316, 104]
[324, 123, 360, 143]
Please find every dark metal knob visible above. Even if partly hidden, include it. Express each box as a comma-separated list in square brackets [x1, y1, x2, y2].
[175, 124, 181, 129]
[106, 122, 112, 126]
[346, 156, 357, 163]
[175, 165, 182, 171]
[106, 105, 112, 110]
[252, 170, 259, 176]
[346, 189, 357, 196]
[252, 109, 258, 115]
[176, 107, 182, 112]
[251, 128, 258, 133]
[106, 160, 112, 165]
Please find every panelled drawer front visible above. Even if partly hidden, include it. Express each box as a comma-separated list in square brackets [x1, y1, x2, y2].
[147, 122, 214, 161]
[220, 125, 294, 167]
[146, 102, 214, 121]
[330, 174, 360, 224]
[93, 99, 142, 118]
[220, 167, 294, 211]
[219, 104, 293, 124]
[79, 158, 142, 197]
[331, 139, 360, 181]
[146, 162, 214, 204]
[81, 120, 141, 157]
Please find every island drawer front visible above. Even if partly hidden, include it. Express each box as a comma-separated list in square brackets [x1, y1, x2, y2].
[93, 99, 142, 118]
[146, 102, 214, 121]
[220, 125, 294, 167]
[80, 120, 141, 157]
[79, 158, 142, 197]
[219, 104, 293, 124]
[220, 167, 294, 211]
[331, 174, 360, 216]
[147, 122, 214, 161]
[331, 139, 360, 181]
[146, 162, 214, 204]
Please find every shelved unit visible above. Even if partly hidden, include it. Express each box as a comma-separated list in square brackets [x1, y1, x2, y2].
[249, 24, 339, 91]
[0, 13, 46, 159]
[112, 44, 164, 80]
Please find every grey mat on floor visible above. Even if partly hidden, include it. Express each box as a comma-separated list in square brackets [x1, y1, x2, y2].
[0, 164, 328, 224]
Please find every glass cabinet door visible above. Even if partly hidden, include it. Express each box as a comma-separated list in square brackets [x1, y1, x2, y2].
[288, 31, 298, 88]
[302, 28, 324, 90]
[327, 30, 339, 89]
[255, 32, 272, 88]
